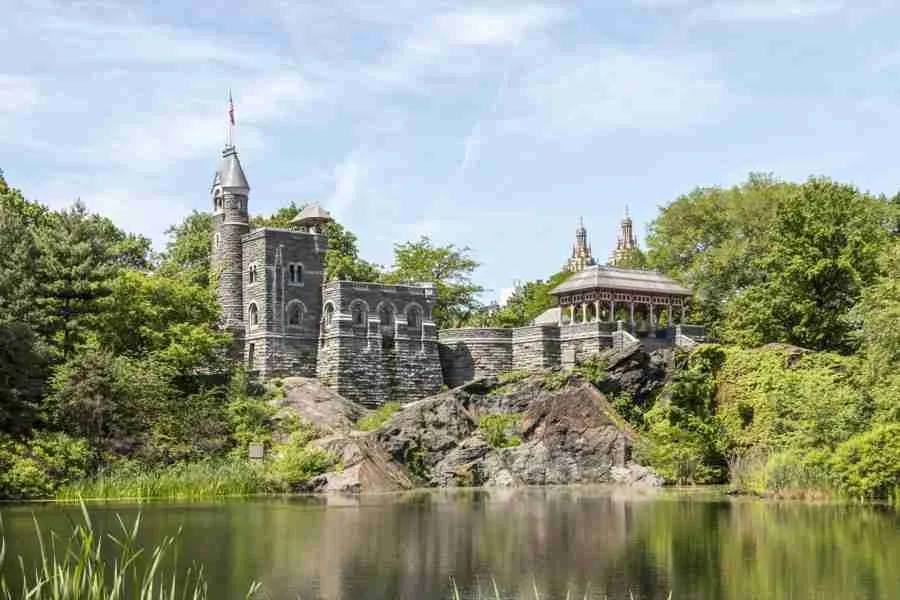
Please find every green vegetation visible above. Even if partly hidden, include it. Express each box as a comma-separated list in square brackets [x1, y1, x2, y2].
[478, 414, 522, 448]
[487, 369, 530, 396]
[0, 504, 260, 599]
[356, 401, 402, 431]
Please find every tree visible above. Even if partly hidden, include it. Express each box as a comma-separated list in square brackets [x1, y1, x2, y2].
[158, 211, 214, 288]
[251, 201, 303, 228]
[0, 322, 46, 435]
[488, 271, 573, 327]
[382, 236, 482, 329]
[720, 178, 888, 351]
[33, 202, 151, 360]
[48, 349, 173, 460]
[322, 221, 381, 282]
[0, 186, 45, 328]
[96, 270, 230, 374]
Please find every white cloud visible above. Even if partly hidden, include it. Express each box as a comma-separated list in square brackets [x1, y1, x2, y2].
[367, 4, 567, 89]
[694, 0, 844, 21]
[326, 152, 366, 218]
[0, 75, 40, 113]
[499, 286, 516, 305]
[517, 49, 728, 136]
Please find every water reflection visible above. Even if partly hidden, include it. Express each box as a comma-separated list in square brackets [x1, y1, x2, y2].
[2, 487, 898, 600]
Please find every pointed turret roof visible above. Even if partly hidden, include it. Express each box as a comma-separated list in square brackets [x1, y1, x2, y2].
[218, 145, 249, 191]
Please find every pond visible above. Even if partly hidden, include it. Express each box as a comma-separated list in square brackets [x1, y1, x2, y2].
[2, 487, 898, 599]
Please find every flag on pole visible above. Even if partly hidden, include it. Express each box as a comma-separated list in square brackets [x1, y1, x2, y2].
[228, 90, 235, 126]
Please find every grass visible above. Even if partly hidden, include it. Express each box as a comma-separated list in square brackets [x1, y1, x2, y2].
[56, 461, 272, 501]
[357, 402, 402, 431]
[0, 503, 260, 599]
[478, 414, 522, 449]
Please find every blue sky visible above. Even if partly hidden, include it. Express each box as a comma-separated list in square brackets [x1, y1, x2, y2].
[2, 0, 899, 303]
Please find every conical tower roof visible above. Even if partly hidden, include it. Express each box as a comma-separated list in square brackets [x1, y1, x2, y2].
[218, 145, 249, 191]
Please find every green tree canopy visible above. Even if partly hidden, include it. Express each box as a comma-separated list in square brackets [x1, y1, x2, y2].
[648, 174, 891, 351]
[158, 211, 214, 288]
[382, 236, 482, 328]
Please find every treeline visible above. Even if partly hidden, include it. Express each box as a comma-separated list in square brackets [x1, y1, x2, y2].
[0, 174, 482, 498]
[626, 175, 900, 500]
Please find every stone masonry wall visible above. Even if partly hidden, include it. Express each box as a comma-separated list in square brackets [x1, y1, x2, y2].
[438, 329, 513, 388]
[212, 189, 250, 355]
[560, 322, 614, 367]
[316, 281, 443, 407]
[243, 228, 326, 377]
[512, 325, 561, 371]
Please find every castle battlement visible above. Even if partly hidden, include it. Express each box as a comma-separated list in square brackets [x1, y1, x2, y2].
[210, 144, 704, 406]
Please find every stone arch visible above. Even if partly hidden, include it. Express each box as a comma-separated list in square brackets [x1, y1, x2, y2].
[376, 301, 396, 349]
[405, 302, 423, 339]
[349, 299, 369, 331]
[322, 301, 335, 328]
[248, 302, 259, 327]
[286, 300, 306, 329]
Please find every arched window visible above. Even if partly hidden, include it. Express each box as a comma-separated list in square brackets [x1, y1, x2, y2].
[288, 263, 303, 285]
[379, 304, 395, 349]
[248, 264, 258, 284]
[407, 306, 422, 338]
[287, 301, 304, 328]
[351, 302, 367, 327]
[323, 303, 334, 327]
[214, 232, 221, 250]
[248, 303, 259, 327]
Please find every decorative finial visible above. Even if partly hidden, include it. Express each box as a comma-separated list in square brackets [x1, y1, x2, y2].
[625, 204, 630, 218]
[579, 216, 584, 228]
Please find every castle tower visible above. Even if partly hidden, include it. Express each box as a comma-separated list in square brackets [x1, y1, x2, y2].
[609, 206, 640, 267]
[563, 217, 596, 273]
[211, 144, 251, 342]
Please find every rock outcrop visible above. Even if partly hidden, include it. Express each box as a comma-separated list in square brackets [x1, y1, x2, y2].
[278, 349, 671, 492]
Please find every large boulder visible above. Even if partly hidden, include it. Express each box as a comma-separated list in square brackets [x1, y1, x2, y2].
[274, 377, 367, 435]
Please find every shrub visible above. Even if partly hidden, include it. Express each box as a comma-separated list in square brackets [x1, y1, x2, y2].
[0, 432, 91, 499]
[478, 414, 522, 449]
[573, 357, 608, 384]
[357, 401, 401, 431]
[830, 423, 900, 500]
[268, 431, 337, 490]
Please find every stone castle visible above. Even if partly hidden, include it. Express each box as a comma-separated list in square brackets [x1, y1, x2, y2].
[210, 143, 704, 407]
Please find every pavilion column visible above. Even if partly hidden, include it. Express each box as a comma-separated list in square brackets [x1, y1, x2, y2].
[681, 303, 686, 324]
[649, 303, 655, 327]
[570, 305, 576, 324]
[581, 303, 587, 323]
[629, 302, 635, 327]
[558, 303, 564, 325]
[667, 300, 672, 327]
[609, 300, 615, 322]
[594, 301, 600, 322]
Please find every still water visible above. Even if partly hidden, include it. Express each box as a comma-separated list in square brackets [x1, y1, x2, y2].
[2, 487, 899, 600]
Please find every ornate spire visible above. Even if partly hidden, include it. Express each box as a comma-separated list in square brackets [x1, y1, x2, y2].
[564, 217, 596, 273]
[609, 206, 640, 266]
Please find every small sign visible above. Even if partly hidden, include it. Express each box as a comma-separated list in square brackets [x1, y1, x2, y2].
[248, 442, 265, 460]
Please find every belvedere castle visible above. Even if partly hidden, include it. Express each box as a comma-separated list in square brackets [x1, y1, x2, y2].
[210, 143, 705, 407]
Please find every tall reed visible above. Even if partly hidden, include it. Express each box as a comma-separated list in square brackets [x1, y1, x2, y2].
[56, 461, 271, 501]
[0, 503, 260, 599]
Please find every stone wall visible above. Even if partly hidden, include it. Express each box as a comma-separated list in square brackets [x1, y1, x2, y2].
[560, 322, 614, 367]
[438, 328, 514, 388]
[512, 325, 561, 371]
[316, 281, 443, 407]
[242, 228, 326, 377]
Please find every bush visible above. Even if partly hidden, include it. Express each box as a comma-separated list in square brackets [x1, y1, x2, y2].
[478, 414, 522, 448]
[0, 431, 91, 498]
[357, 401, 401, 431]
[830, 423, 900, 500]
[268, 431, 337, 490]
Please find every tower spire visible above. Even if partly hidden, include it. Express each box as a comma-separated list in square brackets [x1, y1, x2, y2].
[563, 216, 596, 273]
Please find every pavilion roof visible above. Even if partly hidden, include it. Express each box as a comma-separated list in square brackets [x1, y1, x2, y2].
[550, 265, 691, 297]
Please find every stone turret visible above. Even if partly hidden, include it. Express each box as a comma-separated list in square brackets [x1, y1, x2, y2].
[211, 144, 251, 343]
[563, 217, 596, 273]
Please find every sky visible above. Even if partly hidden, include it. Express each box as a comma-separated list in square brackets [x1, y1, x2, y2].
[2, 0, 900, 304]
